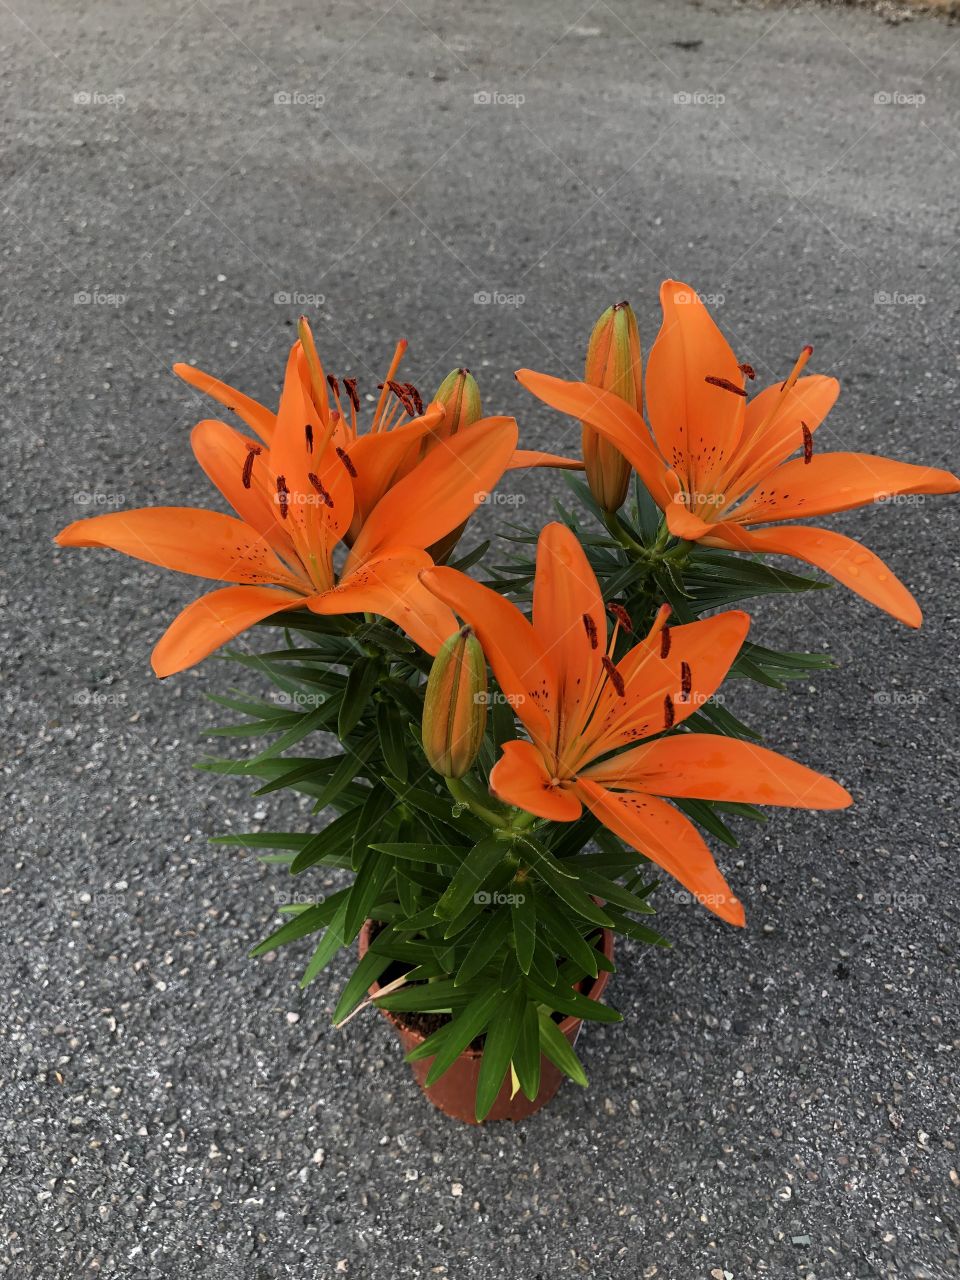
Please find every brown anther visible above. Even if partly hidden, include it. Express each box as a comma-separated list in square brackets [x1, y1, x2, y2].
[401, 381, 424, 416]
[660, 626, 671, 659]
[307, 473, 334, 507]
[343, 377, 360, 413]
[336, 446, 358, 477]
[705, 375, 747, 398]
[304, 423, 314, 453]
[802, 421, 813, 465]
[738, 362, 757, 381]
[582, 612, 599, 649]
[379, 379, 417, 417]
[680, 661, 692, 701]
[607, 602, 633, 633]
[602, 656, 626, 698]
[664, 693, 675, 730]
[241, 443, 261, 490]
[276, 475, 290, 520]
[326, 374, 340, 399]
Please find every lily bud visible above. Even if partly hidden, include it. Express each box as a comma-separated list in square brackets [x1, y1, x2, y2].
[582, 301, 641, 512]
[434, 368, 482, 439]
[427, 369, 483, 562]
[421, 626, 488, 778]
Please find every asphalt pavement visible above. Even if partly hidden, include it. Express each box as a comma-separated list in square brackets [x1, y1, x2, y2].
[3, 0, 959, 1276]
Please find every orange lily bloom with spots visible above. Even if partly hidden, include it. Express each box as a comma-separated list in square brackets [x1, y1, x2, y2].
[423, 523, 851, 926]
[56, 326, 519, 676]
[517, 282, 960, 627]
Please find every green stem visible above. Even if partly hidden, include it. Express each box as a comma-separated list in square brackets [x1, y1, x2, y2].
[602, 508, 645, 555]
[444, 776, 509, 829]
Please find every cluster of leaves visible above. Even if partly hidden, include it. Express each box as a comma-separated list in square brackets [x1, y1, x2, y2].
[199, 480, 838, 1122]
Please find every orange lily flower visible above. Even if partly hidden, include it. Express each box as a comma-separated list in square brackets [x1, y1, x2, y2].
[56, 329, 518, 676]
[517, 282, 960, 627]
[422, 523, 851, 926]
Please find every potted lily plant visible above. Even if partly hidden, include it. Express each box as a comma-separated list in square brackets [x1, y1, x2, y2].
[56, 286, 958, 1123]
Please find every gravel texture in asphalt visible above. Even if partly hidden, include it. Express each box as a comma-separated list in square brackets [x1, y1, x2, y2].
[3, 0, 959, 1276]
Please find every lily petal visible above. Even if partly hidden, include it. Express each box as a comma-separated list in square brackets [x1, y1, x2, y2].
[722, 375, 839, 498]
[507, 448, 585, 472]
[583, 610, 750, 760]
[575, 776, 745, 926]
[533, 523, 605, 744]
[706, 521, 923, 627]
[515, 368, 672, 508]
[346, 417, 518, 569]
[422, 565, 556, 749]
[310, 550, 457, 656]
[173, 362, 275, 444]
[344, 407, 445, 533]
[55, 507, 305, 588]
[152, 584, 306, 677]
[191, 418, 298, 558]
[490, 740, 583, 821]
[645, 281, 745, 495]
[733, 452, 960, 524]
[584, 734, 852, 809]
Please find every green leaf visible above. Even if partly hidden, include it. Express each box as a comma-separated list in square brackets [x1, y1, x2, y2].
[299, 899, 349, 987]
[525, 978, 621, 1023]
[538, 1010, 588, 1087]
[423, 987, 501, 1087]
[434, 836, 511, 921]
[511, 890, 536, 975]
[332, 941, 395, 1024]
[250, 702, 336, 764]
[250, 889, 348, 957]
[536, 899, 601, 978]
[371, 842, 464, 867]
[455, 910, 512, 986]
[377, 701, 409, 782]
[339, 656, 381, 738]
[290, 807, 364, 874]
[475, 985, 526, 1121]
[514, 1000, 542, 1101]
[343, 847, 392, 942]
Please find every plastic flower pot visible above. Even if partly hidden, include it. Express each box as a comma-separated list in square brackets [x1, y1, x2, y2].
[359, 918, 615, 1124]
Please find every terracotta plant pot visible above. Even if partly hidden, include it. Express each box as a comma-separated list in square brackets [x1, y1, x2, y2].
[358, 919, 615, 1124]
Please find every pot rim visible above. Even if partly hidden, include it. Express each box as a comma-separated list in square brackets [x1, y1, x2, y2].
[359, 917, 615, 1059]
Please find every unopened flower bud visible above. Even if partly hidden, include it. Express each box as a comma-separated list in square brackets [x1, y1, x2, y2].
[421, 626, 488, 778]
[434, 368, 482, 438]
[582, 301, 641, 512]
